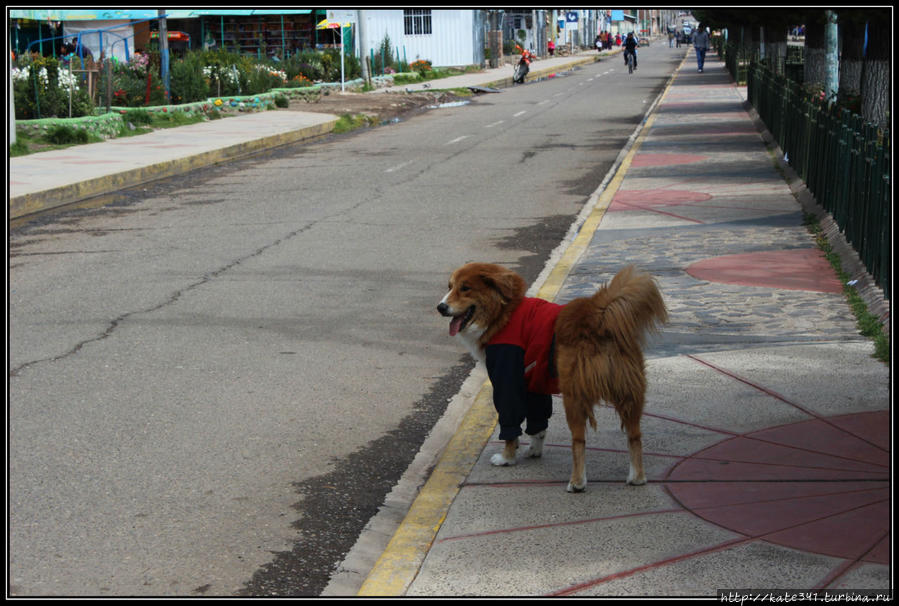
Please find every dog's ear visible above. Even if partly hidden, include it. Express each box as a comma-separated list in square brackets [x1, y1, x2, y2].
[481, 267, 526, 302]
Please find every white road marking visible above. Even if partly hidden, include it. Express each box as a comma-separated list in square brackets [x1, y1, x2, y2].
[385, 160, 413, 173]
[485, 120, 505, 128]
[446, 135, 471, 145]
[513, 111, 527, 117]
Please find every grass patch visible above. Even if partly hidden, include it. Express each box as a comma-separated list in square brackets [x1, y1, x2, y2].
[10, 128, 104, 155]
[12, 109, 220, 156]
[46, 124, 90, 145]
[803, 213, 889, 363]
[9, 138, 33, 157]
[332, 113, 377, 134]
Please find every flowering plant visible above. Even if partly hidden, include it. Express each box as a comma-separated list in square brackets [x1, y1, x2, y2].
[203, 65, 241, 87]
[255, 64, 287, 84]
[12, 56, 93, 118]
[290, 74, 312, 87]
[126, 52, 150, 77]
[12, 65, 49, 88]
[409, 59, 432, 78]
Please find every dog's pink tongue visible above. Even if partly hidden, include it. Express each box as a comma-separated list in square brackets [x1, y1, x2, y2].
[449, 316, 463, 336]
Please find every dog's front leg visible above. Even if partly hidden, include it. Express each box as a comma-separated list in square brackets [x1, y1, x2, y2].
[490, 438, 519, 466]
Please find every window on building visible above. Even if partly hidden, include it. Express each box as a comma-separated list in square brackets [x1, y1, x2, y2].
[404, 9, 432, 35]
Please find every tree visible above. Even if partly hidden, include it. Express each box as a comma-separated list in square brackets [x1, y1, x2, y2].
[694, 8, 890, 129]
[837, 13, 865, 108]
[802, 13, 828, 87]
[860, 11, 890, 130]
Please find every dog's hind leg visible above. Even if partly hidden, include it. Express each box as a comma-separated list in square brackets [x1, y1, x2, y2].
[563, 397, 588, 492]
[620, 399, 646, 486]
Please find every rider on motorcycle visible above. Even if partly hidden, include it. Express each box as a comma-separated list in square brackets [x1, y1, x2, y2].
[623, 32, 639, 70]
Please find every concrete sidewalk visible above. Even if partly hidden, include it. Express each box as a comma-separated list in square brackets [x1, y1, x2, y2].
[352, 52, 891, 598]
[8, 49, 604, 223]
[9, 111, 338, 221]
[377, 47, 606, 93]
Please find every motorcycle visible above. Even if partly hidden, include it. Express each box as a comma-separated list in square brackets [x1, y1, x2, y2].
[512, 45, 535, 84]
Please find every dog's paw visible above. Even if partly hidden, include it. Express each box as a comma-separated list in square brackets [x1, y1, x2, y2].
[523, 430, 546, 458]
[627, 465, 646, 485]
[566, 481, 586, 493]
[490, 452, 517, 466]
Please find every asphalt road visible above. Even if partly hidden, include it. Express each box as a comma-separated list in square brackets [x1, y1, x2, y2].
[8, 44, 686, 597]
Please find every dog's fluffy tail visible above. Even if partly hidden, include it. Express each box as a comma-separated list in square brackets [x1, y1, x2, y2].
[555, 265, 667, 429]
[589, 265, 668, 348]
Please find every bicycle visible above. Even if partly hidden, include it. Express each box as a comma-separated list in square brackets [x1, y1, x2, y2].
[626, 51, 635, 74]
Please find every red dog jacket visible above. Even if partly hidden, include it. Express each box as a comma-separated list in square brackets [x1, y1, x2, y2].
[486, 297, 562, 395]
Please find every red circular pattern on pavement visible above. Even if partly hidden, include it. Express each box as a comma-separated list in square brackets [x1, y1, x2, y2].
[631, 153, 708, 167]
[612, 189, 713, 206]
[666, 411, 889, 564]
[686, 249, 844, 293]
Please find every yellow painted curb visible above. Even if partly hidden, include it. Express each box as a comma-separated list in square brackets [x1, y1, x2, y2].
[358, 58, 682, 597]
[357, 386, 496, 596]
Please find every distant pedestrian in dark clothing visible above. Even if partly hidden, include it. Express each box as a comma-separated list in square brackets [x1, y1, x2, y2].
[693, 24, 710, 72]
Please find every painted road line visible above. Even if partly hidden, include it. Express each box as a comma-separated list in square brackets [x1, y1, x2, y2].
[485, 120, 505, 128]
[512, 111, 527, 118]
[445, 135, 471, 145]
[385, 160, 413, 173]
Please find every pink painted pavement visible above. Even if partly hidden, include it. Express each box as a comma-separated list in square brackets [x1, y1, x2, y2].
[631, 153, 708, 167]
[667, 411, 889, 565]
[686, 249, 844, 293]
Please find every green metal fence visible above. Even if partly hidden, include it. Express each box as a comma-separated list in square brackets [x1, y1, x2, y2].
[747, 61, 891, 299]
[719, 41, 752, 84]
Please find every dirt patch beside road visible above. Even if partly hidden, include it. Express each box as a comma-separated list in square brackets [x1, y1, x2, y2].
[283, 89, 470, 123]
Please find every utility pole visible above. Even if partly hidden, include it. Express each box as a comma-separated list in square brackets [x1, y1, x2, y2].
[357, 10, 370, 86]
[488, 10, 500, 68]
[158, 9, 170, 101]
[9, 38, 15, 145]
[824, 10, 839, 102]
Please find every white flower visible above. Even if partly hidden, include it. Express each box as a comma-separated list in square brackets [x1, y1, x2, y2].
[203, 65, 240, 85]
[13, 66, 49, 87]
[57, 69, 80, 93]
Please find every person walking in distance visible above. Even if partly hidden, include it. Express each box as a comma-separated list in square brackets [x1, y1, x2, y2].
[693, 23, 710, 72]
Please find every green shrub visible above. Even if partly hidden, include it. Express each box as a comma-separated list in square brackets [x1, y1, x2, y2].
[170, 52, 210, 103]
[46, 124, 90, 144]
[12, 56, 94, 119]
[121, 109, 154, 125]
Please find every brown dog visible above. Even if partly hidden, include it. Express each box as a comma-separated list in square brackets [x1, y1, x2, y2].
[438, 263, 667, 492]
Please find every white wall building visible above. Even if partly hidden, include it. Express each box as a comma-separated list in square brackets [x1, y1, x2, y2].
[357, 9, 485, 67]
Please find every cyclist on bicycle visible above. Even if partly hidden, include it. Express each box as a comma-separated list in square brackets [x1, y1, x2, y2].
[623, 32, 638, 70]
